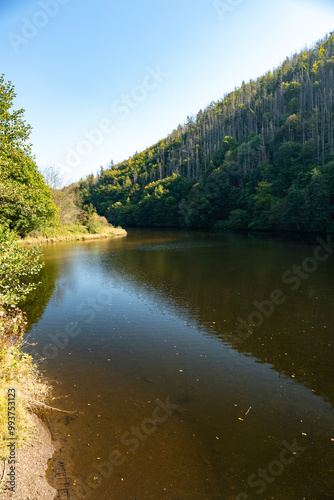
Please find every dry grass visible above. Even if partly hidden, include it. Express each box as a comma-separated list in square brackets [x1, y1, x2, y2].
[21, 226, 127, 245]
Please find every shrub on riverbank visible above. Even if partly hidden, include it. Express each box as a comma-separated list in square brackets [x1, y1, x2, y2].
[22, 186, 120, 241]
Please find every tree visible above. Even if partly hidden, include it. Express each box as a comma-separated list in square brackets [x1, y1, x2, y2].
[250, 181, 275, 229]
[0, 151, 59, 236]
[186, 184, 210, 228]
[323, 161, 334, 203]
[42, 165, 63, 190]
[269, 184, 306, 231]
[212, 136, 239, 168]
[223, 209, 250, 230]
[305, 169, 331, 231]
[0, 76, 58, 236]
[0, 74, 32, 155]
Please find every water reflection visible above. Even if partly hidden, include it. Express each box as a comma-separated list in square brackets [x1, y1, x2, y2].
[22, 231, 334, 499]
[97, 230, 334, 407]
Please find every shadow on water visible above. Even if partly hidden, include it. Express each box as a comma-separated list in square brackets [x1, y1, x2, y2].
[98, 230, 334, 407]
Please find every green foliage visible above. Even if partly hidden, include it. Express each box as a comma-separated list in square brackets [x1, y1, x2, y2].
[323, 161, 334, 203]
[212, 136, 239, 167]
[0, 151, 59, 236]
[284, 81, 302, 100]
[0, 75, 32, 155]
[79, 203, 111, 234]
[96, 174, 192, 228]
[249, 181, 275, 230]
[269, 184, 306, 231]
[305, 169, 331, 231]
[217, 209, 250, 230]
[0, 225, 43, 305]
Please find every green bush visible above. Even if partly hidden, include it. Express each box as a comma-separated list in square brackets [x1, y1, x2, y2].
[0, 225, 43, 304]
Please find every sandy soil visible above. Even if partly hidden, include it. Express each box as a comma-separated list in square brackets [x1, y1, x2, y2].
[0, 414, 57, 500]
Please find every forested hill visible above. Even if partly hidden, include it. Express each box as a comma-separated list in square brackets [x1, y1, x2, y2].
[79, 33, 334, 232]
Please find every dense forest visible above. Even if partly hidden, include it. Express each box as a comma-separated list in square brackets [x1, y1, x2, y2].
[78, 33, 334, 232]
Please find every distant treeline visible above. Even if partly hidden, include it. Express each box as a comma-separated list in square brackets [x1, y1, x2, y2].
[78, 34, 334, 232]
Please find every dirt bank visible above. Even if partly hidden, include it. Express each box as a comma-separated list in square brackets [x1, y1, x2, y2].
[0, 414, 57, 499]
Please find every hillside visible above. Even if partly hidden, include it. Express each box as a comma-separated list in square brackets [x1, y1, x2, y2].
[79, 33, 334, 232]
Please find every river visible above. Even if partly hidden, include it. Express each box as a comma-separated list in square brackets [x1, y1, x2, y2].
[23, 229, 334, 499]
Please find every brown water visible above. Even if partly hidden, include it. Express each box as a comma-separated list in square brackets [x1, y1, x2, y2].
[23, 230, 334, 499]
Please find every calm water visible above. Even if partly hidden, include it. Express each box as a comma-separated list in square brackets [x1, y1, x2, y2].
[23, 230, 334, 500]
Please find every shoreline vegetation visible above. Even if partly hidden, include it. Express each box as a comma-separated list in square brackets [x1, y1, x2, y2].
[0, 228, 54, 496]
[21, 225, 127, 245]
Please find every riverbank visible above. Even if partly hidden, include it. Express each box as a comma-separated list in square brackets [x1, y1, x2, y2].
[0, 414, 57, 499]
[21, 226, 127, 245]
[0, 301, 56, 498]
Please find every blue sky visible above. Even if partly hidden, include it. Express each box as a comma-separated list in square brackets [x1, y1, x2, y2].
[1, 0, 334, 185]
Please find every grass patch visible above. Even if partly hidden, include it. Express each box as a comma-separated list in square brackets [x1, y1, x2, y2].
[21, 224, 126, 245]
